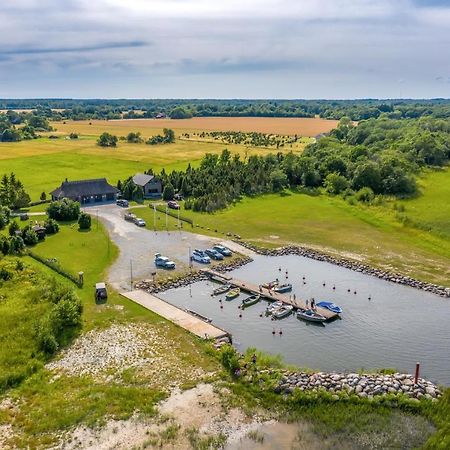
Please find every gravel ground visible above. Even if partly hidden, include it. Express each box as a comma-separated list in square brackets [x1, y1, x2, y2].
[87, 204, 235, 291]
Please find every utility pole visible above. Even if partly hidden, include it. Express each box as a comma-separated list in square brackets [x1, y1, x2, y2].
[166, 206, 168, 232]
[153, 204, 156, 232]
[130, 259, 133, 291]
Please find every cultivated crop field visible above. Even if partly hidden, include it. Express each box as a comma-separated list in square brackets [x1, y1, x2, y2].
[53, 116, 339, 137]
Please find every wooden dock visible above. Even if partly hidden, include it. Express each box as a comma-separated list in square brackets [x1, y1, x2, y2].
[203, 269, 338, 321]
[122, 290, 231, 341]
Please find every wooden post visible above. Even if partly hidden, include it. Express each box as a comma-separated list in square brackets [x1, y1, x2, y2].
[414, 362, 420, 384]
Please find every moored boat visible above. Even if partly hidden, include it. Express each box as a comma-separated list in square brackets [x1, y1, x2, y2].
[272, 305, 293, 319]
[266, 301, 283, 315]
[316, 301, 343, 314]
[212, 284, 231, 296]
[262, 280, 279, 289]
[273, 283, 292, 293]
[225, 288, 240, 300]
[296, 308, 326, 323]
[241, 294, 260, 308]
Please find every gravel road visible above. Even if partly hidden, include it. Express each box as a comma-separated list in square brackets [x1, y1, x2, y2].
[88, 204, 234, 291]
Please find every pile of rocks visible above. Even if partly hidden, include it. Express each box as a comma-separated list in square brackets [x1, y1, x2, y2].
[236, 241, 450, 298]
[273, 370, 441, 400]
[135, 255, 253, 294]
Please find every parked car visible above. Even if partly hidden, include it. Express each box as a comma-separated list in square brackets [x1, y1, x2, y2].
[154, 253, 176, 269]
[124, 212, 136, 222]
[116, 199, 129, 207]
[95, 282, 107, 300]
[191, 249, 211, 264]
[205, 248, 224, 260]
[213, 244, 232, 257]
[134, 217, 146, 227]
[174, 193, 183, 201]
[167, 200, 180, 210]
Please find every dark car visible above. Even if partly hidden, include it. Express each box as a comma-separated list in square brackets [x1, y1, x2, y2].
[95, 282, 107, 300]
[167, 200, 180, 210]
[205, 248, 224, 260]
[116, 199, 129, 207]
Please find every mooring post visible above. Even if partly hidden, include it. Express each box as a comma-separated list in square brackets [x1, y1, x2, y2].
[414, 362, 420, 384]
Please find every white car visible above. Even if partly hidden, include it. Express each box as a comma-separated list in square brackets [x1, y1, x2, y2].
[134, 218, 146, 227]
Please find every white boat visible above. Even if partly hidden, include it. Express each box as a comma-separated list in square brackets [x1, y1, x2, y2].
[272, 305, 293, 319]
[266, 301, 283, 315]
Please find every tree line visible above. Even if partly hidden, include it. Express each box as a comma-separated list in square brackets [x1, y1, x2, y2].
[2, 99, 450, 121]
[132, 116, 450, 212]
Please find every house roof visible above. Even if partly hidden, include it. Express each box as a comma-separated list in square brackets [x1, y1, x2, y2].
[50, 178, 119, 198]
[132, 173, 155, 186]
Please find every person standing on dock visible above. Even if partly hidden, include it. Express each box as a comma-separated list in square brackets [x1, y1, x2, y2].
[311, 298, 316, 310]
[306, 298, 309, 308]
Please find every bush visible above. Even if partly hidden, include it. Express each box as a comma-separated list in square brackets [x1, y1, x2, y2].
[324, 173, 349, 195]
[78, 212, 91, 230]
[220, 344, 240, 375]
[97, 132, 118, 147]
[44, 218, 59, 234]
[9, 235, 25, 254]
[40, 191, 47, 201]
[22, 227, 39, 246]
[47, 198, 80, 221]
[162, 183, 175, 201]
[8, 220, 19, 237]
[355, 187, 375, 203]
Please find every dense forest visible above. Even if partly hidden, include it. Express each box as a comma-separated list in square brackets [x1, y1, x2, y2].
[1, 98, 450, 121]
[123, 116, 450, 212]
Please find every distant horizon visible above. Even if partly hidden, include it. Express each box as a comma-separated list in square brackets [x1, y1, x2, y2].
[1, 97, 449, 102]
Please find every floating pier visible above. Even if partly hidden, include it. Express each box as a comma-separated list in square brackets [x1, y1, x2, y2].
[122, 290, 231, 341]
[203, 269, 339, 321]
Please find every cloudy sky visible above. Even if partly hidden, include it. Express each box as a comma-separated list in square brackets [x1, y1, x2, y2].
[0, 0, 449, 99]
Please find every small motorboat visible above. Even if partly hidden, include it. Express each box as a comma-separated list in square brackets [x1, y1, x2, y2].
[212, 284, 231, 296]
[316, 301, 343, 314]
[266, 301, 283, 315]
[262, 280, 279, 289]
[225, 288, 240, 300]
[272, 305, 293, 319]
[184, 309, 212, 323]
[297, 308, 326, 323]
[242, 294, 260, 308]
[274, 283, 292, 293]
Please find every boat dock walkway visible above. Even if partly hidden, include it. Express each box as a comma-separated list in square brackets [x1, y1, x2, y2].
[203, 269, 338, 321]
[121, 290, 231, 341]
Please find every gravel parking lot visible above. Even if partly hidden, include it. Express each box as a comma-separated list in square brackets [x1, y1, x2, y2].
[88, 204, 229, 291]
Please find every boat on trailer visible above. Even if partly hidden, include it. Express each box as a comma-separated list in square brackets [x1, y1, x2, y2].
[316, 301, 343, 314]
[241, 294, 261, 308]
[272, 305, 293, 319]
[297, 308, 326, 323]
[225, 288, 240, 300]
[273, 283, 292, 293]
[212, 284, 231, 296]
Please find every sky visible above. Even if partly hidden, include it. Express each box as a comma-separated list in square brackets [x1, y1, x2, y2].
[0, 0, 449, 99]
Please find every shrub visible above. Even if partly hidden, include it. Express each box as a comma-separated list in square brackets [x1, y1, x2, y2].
[47, 198, 80, 221]
[355, 187, 375, 203]
[220, 344, 240, 374]
[324, 173, 349, 195]
[22, 227, 39, 246]
[0, 267, 13, 281]
[162, 183, 175, 201]
[97, 132, 118, 147]
[78, 212, 91, 230]
[9, 235, 25, 254]
[44, 218, 59, 234]
[40, 191, 47, 201]
[8, 220, 20, 236]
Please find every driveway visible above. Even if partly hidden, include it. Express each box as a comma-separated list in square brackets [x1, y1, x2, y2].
[86, 204, 241, 292]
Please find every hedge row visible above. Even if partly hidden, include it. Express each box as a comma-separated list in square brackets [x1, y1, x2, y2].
[27, 251, 82, 288]
[153, 204, 193, 226]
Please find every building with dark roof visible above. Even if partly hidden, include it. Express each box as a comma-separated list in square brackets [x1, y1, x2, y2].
[132, 173, 162, 198]
[50, 178, 119, 204]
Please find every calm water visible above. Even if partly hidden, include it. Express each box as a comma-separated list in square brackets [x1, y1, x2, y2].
[159, 254, 450, 385]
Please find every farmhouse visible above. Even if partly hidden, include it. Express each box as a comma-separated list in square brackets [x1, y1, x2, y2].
[132, 173, 162, 198]
[50, 178, 119, 204]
